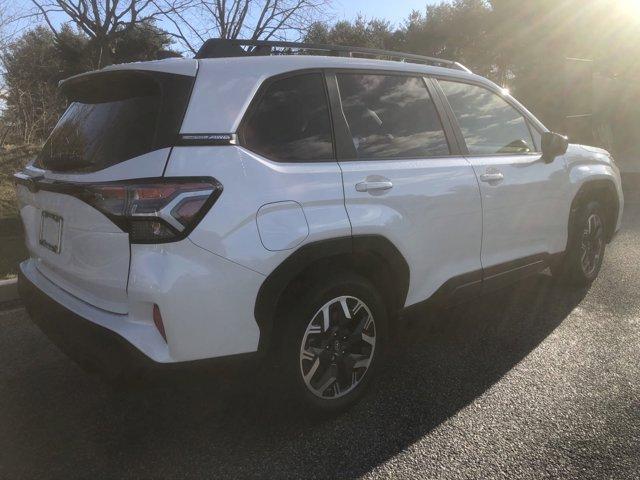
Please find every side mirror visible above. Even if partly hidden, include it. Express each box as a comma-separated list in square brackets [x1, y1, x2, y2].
[541, 132, 569, 163]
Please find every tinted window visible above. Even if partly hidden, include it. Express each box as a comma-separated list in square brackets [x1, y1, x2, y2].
[38, 96, 160, 173]
[37, 71, 194, 173]
[243, 73, 334, 162]
[337, 74, 450, 159]
[439, 81, 536, 155]
[529, 122, 542, 151]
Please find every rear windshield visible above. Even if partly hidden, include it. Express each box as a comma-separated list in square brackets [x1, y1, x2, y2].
[36, 71, 193, 173]
[38, 95, 159, 172]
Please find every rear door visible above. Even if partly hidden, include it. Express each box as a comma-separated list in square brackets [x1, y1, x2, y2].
[436, 79, 568, 281]
[328, 71, 483, 306]
[15, 68, 195, 314]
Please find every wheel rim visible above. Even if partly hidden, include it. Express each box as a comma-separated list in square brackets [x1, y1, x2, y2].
[580, 213, 604, 277]
[299, 296, 376, 399]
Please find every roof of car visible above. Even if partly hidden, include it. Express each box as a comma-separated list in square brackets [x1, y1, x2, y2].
[179, 55, 493, 134]
[198, 54, 482, 80]
[62, 54, 499, 135]
[89, 53, 486, 82]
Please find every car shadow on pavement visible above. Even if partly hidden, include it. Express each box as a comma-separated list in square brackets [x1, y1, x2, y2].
[82, 273, 588, 478]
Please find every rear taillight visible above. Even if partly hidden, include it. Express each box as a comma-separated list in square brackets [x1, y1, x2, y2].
[78, 178, 222, 243]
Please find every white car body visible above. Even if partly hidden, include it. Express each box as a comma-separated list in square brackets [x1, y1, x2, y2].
[16, 53, 623, 367]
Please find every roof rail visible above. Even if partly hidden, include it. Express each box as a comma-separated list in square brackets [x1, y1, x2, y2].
[195, 38, 472, 73]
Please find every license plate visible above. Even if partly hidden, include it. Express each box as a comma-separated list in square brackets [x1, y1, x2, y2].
[39, 211, 63, 254]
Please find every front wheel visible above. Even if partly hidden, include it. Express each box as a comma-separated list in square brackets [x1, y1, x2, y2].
[553, 200, 607, 286]
[281, 273, 388, 413]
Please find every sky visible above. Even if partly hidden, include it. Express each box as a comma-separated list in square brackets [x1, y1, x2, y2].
[4, 0, 441, 49]
[335, 0, 437, 26]
[8, 0, 439, 31]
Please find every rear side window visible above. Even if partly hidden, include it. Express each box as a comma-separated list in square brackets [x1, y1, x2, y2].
[336, 74, 450, 159]
[439, 80, 536, 155]
[37, 71, 193, 173]
[242, 73, 334, 162]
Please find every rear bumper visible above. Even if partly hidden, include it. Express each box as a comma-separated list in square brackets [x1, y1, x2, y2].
[18, 262, 156, 377]
[19, 259, 262, 378]
[18, 240, 266, 365]
[18, 259, 171, 364]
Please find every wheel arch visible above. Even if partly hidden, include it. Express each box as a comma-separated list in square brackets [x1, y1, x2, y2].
[253, 235, 410, 353]
[568, 179, 619, 244]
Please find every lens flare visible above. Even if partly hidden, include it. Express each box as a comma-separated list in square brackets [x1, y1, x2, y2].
[617, 0, 640, 16]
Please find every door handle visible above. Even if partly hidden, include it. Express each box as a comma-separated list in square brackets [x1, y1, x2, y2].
[479, 172, 504, 183]
[355, 180, 394, 192]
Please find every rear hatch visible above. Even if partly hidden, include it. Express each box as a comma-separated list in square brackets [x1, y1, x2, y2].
[15, 66, 196, 314]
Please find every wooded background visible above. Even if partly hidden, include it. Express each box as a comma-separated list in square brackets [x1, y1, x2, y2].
[0, 0, 639, 156]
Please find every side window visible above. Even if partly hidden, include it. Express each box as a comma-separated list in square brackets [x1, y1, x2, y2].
[242, 73, 334, 162]
[439, 80, 536, 155]
[336, 74, 450, 159]
[528, 122, 542, 151]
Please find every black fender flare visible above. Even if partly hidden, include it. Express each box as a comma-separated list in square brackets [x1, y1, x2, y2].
[253, 235, 410, 353]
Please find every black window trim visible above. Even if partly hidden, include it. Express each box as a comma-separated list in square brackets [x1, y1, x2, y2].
[423, 76, 467, 156]
[325, 73, 358, 160]
[432, 75, 549, 158]
[237, 68, 337, 163]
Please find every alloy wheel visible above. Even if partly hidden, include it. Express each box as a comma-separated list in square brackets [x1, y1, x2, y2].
[580, 213, 604, 277]
[299, 296, 376, 399]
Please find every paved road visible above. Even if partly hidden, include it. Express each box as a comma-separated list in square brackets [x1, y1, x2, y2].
[1, 187, 639, 479]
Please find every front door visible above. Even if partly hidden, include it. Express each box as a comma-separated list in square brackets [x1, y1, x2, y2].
[437, 80, 569, 281]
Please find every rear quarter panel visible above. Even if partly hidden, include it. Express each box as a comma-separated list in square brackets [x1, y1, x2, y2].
[164, 145, 351, 275]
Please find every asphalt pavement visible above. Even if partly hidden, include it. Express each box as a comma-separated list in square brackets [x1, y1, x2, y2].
[1, 181, 639, 479]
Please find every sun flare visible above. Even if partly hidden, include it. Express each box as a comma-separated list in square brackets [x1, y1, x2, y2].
[617, 0, 640, 15]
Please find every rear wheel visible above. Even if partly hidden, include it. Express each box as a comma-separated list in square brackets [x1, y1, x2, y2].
[281, 273, 387, 413]
[553, 200, 607, 286]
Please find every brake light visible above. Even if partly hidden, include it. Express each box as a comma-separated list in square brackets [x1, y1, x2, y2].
[77, 178, 222, 243]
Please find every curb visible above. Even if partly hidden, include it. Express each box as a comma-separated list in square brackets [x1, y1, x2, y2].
[0, 278, 19, 303]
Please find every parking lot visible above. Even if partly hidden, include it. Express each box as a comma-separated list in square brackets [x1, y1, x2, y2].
[1, 181, 639, 479]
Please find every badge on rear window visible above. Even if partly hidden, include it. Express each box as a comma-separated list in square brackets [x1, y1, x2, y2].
[39, 211, 63, 254]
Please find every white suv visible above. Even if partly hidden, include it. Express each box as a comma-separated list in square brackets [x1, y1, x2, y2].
[15, 40, 623, 411]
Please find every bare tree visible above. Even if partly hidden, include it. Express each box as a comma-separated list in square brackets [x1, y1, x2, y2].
[163, 0, 331, 54]
[26, 0, 192, 66]
[0, 0, 17, 45]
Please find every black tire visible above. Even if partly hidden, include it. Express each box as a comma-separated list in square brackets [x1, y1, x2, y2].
[280, 272, 388, 413]
[552, 200, 607, 286]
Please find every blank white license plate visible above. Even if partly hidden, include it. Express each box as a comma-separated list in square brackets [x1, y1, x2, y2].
[39, 211, 63, 254]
